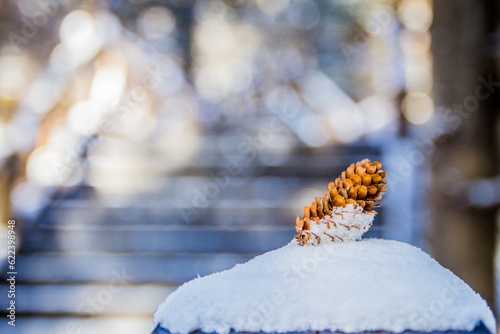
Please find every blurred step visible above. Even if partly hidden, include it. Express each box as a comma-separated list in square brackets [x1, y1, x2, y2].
[21, 225, 298, 254]
[81, 176, 308, 201]
[41, 199, 386, 227]
[87, 138, 382, 178]
[0, 316, 155, 334]
[42, 199, 297, 226]
[89, 158, 379, 178]
[13, 253, 253, 284]
[22, 225, 384, 254]
[0, 283, 175, 315]
[89, 137, 380, 164]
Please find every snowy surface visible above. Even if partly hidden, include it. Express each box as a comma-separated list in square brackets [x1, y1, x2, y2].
[154, 239, 495, 334]
[307, 204, 375, 245]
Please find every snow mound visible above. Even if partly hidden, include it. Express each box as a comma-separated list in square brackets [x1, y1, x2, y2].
[154, 239, 495, 334]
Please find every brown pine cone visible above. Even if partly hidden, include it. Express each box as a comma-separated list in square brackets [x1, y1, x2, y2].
[295, 159, 387, 246]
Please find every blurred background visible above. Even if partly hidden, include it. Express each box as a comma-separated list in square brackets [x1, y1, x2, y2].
[0, 0, 498, 333]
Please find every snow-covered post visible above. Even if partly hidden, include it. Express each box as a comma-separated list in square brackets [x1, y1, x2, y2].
[153, 159, 496, 334]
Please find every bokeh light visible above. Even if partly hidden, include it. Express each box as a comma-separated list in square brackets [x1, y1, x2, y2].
[0, 53, 35, 101]
[139, 6, 176, 40]
[398, 0, 433, 33]
[67, 100, 103, 135]
[22, 79, 59, 114]
[89, 64, 127, 108]
[402, 92, 434, 125]
[59, 10, 104, 64]
[26, 146, 83, 186]
[193, 17, 260, 100]
[358, 95, 398, 132]
[296, 114, 332, 147]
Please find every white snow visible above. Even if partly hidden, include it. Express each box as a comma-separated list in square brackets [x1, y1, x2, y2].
[306, 204, 375, 245]
[154, 239, 495, 334]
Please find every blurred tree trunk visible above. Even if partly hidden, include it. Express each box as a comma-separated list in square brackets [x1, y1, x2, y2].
[431, 0, 499, 309]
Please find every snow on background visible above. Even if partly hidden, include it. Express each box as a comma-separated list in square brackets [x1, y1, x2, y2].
[154, 239, 495, 334]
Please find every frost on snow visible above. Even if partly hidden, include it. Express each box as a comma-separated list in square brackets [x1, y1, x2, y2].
[154, 239, 495, 334]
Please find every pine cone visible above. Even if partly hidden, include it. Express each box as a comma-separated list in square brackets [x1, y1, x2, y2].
[295, 159, 387, 246]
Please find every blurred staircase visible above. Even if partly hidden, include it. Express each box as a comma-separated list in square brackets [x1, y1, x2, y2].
[0, 139, 384, 334]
